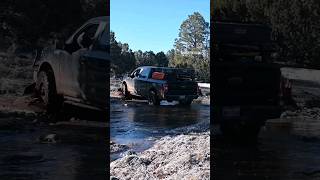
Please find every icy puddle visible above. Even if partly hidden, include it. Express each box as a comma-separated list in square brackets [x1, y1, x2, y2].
[110, 97, 210, 161]
[0, 112, 106, 180]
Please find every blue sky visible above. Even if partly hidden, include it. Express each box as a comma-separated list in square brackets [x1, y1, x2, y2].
[111, 0, 210, 53]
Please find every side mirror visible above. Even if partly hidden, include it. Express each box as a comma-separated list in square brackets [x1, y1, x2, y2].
[55, 39, 65, 50]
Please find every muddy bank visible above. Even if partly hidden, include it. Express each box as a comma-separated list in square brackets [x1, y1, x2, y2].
[280, 68, 320, 120]
[0, 53, 34, 96]
[0, 95, 45, 114]
[110, 132, 210, 180]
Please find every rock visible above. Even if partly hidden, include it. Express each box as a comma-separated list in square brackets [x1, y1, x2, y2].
[124, 150, 137, 156]
[110, 176, 119, 180]
[110, 141, 129, 153]
[39, 134, 57, 143]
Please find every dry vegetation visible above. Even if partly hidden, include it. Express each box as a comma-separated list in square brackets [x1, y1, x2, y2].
[0, 52, 34, 95]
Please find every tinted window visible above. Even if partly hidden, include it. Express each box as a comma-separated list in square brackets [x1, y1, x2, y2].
[77, 24, 98, 39]
[78, 24, 99, 48]
[131, 68, 141, 77]
[149, 68, 194, 81]
[139, 68, 150, 78]
[65, 24, 99, 53]
[100, 30, 109, 46]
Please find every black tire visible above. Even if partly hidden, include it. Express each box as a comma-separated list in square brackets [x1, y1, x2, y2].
[148, 90, 160, 106]
[121, 83, 131, 100]
[179, 99, 193, 106]
[36, 70, 63, 121]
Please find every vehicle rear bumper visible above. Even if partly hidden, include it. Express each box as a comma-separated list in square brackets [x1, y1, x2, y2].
[214, 105, 282, 124]
[163, 95, 198, 101]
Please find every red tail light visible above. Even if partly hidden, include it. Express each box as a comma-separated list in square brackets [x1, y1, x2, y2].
[163, 83, 168, 93]
[197, 85, 202, 95]
[160, 84, 168, 95]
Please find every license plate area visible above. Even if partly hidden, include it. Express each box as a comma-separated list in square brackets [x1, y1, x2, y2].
[179, 95, 186, 99]
[222, 107, 240, 118]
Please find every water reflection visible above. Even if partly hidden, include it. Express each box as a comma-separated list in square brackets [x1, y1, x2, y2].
[214, 118, 320, 180]
[0, 118, 106, 180]
[110, 98, 210, 159]
[129, 105, 199, 127]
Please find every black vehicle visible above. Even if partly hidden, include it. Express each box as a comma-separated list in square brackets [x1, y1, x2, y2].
[27, 16, 109, 121]
[121, 66, 199, 105]
[213, 21, 283, 139]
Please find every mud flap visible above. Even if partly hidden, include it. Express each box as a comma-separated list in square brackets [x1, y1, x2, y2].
[23, 83, 36, 95]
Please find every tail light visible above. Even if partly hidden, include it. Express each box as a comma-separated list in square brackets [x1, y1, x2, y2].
[279, 75, 292, 105]
[197, 85, 202, 95]
[162, 83, 168, 93]
[160, 84, 168, 96]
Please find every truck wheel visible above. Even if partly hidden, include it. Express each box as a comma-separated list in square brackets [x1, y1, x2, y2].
[148, 90, 160, 106]
[121, 83, 131, 100]
[36, 70, 63, 121]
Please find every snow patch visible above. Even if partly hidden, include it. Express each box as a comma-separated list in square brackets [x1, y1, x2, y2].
[110, 133, 210, 180]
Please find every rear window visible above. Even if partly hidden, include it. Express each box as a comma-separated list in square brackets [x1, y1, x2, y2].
[150, 68, 195, 81]
[213, 22, 272, 44]
[213, 22, 275, 62]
